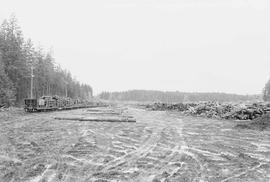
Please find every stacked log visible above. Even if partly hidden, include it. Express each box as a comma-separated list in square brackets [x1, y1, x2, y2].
[146, 102, 270, 120]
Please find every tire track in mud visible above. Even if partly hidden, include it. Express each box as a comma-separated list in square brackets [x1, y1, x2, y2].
[89, 110, 204, 181]
[173, 119, 204, 171]
[3, 107, 270, 181]
[84, 110, 169, 180]
[147, 118, 204, 181]
[93, 124, 163, 172]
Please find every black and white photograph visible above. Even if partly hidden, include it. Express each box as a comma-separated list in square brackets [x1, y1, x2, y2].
[0, 0, 270, 181]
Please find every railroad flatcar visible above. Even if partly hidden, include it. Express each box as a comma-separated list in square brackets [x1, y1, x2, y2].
[24, 95, 98, 112]
[24, 96, 58, 112]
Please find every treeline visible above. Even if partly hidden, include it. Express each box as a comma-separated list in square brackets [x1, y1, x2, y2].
[99, 90, 259, 103]
[0, 15, 92, 106]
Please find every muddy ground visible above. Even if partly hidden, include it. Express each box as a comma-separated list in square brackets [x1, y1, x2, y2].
[0, 105, 270, 182]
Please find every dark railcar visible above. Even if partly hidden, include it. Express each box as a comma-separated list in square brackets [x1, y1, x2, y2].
[24, 99, 38, 112]
[24, 96, 57, 112]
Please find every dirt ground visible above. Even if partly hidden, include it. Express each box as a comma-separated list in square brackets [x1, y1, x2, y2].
[0, 105, 270, 182]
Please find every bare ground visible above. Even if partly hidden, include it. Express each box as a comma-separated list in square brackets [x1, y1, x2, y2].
[0, 105, 270, 182]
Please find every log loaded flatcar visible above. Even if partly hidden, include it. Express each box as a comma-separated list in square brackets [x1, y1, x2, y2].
[24, 95, 93, 112]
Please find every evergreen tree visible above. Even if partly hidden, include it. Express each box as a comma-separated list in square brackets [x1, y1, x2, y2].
[263, 79, 270, 101]
[0, 52, 15, 106]
[0, 15, 93, 105]
[0, 15, 28, 103]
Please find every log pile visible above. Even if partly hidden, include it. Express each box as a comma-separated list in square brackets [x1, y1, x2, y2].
[146, 102, 270, 120]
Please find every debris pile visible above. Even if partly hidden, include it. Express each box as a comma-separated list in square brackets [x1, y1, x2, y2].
[146, 102, 270, 120]
[235, 113, 270, 130]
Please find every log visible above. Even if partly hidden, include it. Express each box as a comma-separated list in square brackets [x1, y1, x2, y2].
[87, 112, 120, 115]
[80, 118, 136, 122]
[54, 117, 136, 122]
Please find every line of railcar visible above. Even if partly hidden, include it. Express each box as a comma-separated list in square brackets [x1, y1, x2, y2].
[24, 95, 102, 112]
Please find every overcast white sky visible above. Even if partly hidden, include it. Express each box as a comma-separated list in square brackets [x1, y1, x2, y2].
[0, 0, 269, 95]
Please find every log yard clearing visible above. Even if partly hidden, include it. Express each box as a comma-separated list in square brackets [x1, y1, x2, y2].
[0, 104, 270, 182]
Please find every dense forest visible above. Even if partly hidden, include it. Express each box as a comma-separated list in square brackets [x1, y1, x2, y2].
[99, 90, 260, 103]
[0, 15, 92, 106]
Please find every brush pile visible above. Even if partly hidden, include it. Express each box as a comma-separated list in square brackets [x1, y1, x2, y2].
[235, 113, 270, 130]
[146, 102, 270, 120]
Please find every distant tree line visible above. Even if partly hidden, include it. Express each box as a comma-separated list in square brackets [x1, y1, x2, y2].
[0, 15, 92, 106]
[99, 90, 259, 103]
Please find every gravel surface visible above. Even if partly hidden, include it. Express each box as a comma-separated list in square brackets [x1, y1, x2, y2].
[0, 106, 269, 181]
